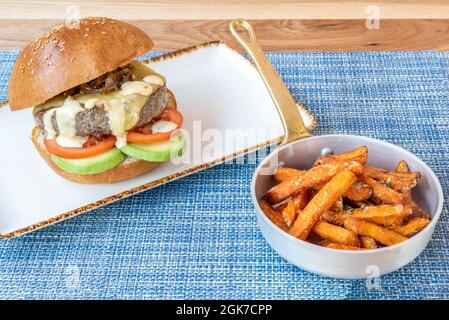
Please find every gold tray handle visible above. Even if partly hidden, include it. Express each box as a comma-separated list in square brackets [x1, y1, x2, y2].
[229, 19, 312, 145]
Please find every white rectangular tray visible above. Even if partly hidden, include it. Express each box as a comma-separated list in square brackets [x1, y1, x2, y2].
[0, 41, 315, 238]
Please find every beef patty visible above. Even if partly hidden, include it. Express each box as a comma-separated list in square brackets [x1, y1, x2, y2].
[34, 84, 168, 137]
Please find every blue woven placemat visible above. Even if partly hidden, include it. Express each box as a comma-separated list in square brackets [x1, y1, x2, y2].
[0, 49, 447, 300]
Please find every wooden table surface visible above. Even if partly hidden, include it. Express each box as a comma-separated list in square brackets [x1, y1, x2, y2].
[1, 0, 448, 51]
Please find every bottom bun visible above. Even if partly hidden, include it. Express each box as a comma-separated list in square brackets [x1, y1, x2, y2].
[31, 89, 177, 184]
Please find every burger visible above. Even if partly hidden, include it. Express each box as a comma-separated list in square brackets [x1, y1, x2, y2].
[7, 17, 184, 184]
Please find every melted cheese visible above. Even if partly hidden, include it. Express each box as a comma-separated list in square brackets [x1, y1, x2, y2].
[35, 62, 166, 149]
[56, 97, 84, 138]
[143, 75, 164, 86]
[120, 81, 153, 96]
[42, 108, 57, 139]
[84, 98, 98, 110]
[115, 135, 128, 149]
[120, 95, 146, 130]
[103, 99, 126, 137]
[47, 97, 87, 147]
[151, 120, 178, 133]
[56, 136, 88, 148]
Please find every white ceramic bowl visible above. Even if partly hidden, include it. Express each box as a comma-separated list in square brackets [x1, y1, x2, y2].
[251, 134, 444, 279]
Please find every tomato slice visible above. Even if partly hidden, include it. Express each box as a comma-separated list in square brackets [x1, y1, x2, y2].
[44, 135, 116, 159]
[127, 107, 183, 143]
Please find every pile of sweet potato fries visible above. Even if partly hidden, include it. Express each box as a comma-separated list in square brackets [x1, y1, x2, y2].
[260, 146, 431, 250]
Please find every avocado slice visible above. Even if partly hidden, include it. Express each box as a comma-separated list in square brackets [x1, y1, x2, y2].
[50, 148, 125, 174]
[120, 134, 185, 162]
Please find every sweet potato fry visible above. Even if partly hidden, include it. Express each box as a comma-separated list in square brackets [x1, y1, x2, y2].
[324, 182, 372, 203]
[260, 200, 288, 231]
[406, 200, 430, 219]
[289, 169, 357, 240]
[323, 205, 411, 227]
[320, 211, 346, 225]
[390, 217, 430, 237]
[395, 160, 409, 173]
[319, 241, 364, 250]
[360, 174, 405, 205]
[312, 221, 360, 247]
[365, 165, 387, 172]
[273, 202, 288, 213]
[344, 217, 407, 246]
[394, 161, 429, 219]
[412, 206, 430, 219]
[330, 196, 344, 211]
[275, 164, 362, 184]
[314, 146, 368, 166]
[395, 160, 412, 196]
[363, 174, 428, 218]
[325, 161, 364, 177]
[265, 162, 362, 204]
[274, 167, 305, 182]
[281, 190, 310, 227]
[360, 236, 378, 249]
[351, 204, 412, 226]
[313, 147, 365, 166]
[344, 181, 372, 202]
[364, 166, 420, 191]
[264, 164, 338, 204]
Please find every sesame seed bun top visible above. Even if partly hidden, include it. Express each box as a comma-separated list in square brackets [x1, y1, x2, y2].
[8, 17, 154, 111]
